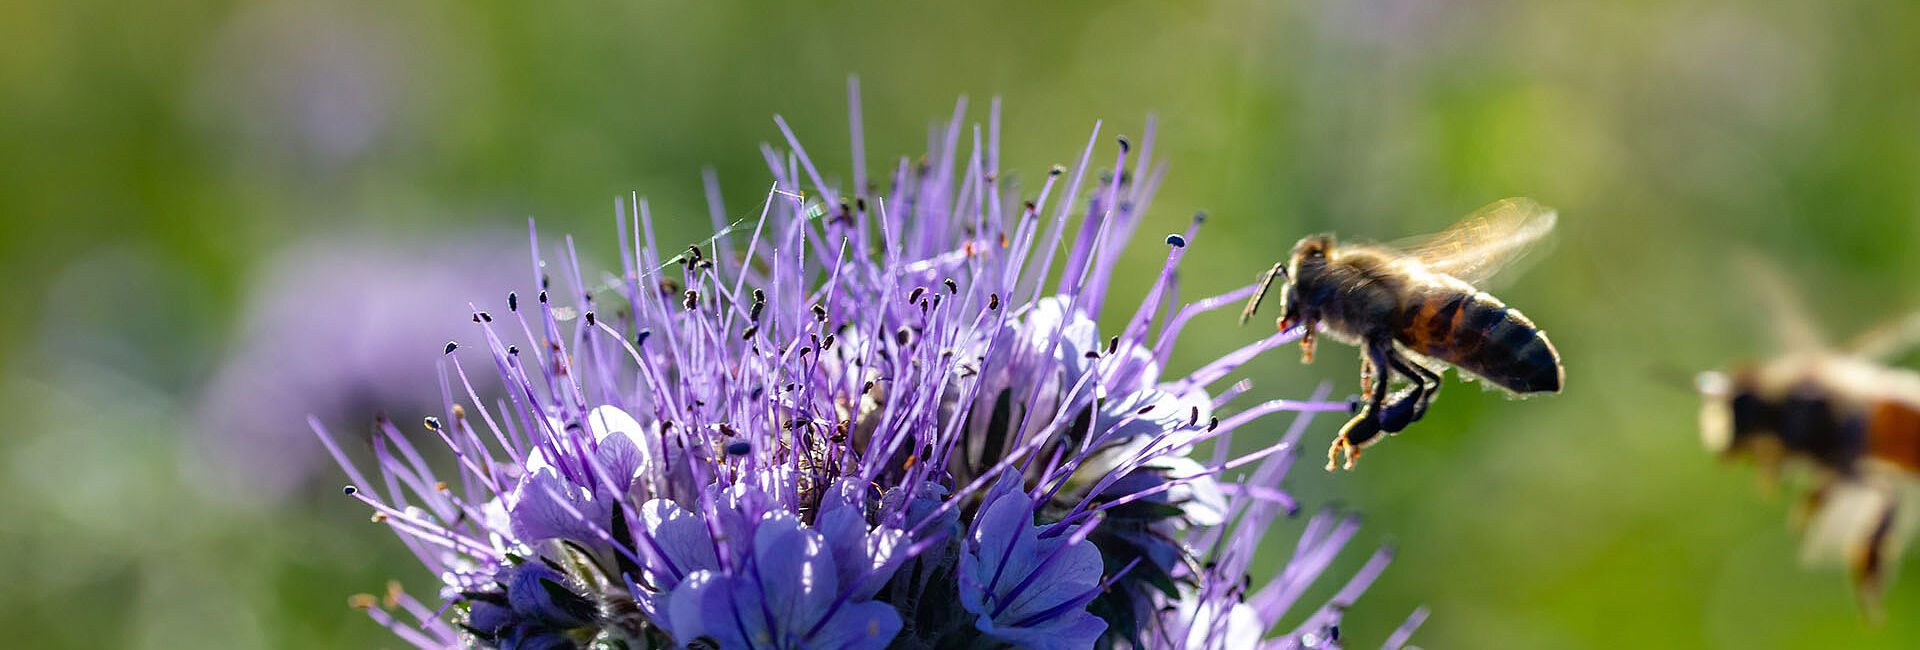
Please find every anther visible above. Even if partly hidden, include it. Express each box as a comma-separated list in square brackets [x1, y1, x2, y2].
[812, 303, 828, 321]
[822, 333, 835, 351]
[507, 345, 519, 355]
[907, 287, 925, 304]
[1207, 417, 1220, 432]
[1106, 336, 1120, 354]
[343, 485, 358, 496]
[423, 416, 442, 431]
[507, 292, 519, 312]
[584, 311, 596, 327]
[538, 290, 548, 303]
[683, 290, 699, 311]
[741, 325, 759, 340]
[635, 329, 652, 346]
[988, 294, 1001, 311]
[1165, 234, 1187, 248]
[1117, 135, 1130, 154]
[1049, 165, 1066, 176]
[1136, 404, 1156, 415]
[443, 342, 459, 355]
[943, 278, 958, 294]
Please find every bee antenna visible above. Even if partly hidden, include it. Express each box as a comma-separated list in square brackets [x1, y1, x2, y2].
[1239, 262, 1287, 325]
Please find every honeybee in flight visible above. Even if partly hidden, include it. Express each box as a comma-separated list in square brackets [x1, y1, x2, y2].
[1697, 260, 1920, 617]
[1241, 198, 1564, 471]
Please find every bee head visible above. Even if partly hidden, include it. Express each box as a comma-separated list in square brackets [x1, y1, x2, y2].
[1276, 235, 1334, 331]
[1697, 366, 1777, 459]
[1696, 369, 1736, 454]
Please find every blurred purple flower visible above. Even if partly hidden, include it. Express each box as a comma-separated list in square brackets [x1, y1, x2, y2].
[194, 235, 520, 505]
[317, 83, 1422, 649]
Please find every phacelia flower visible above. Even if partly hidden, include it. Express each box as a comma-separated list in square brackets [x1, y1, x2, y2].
[316, 82, 1423, 649]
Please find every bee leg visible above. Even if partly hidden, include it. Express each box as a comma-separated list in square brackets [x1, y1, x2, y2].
[1328, 339, 1394, 471]
[1378, 354, 1429, 433]
[1381, 353, 1443, 431]
[1851, 495, 1899, 623]
[1299, 327, 1318, 364]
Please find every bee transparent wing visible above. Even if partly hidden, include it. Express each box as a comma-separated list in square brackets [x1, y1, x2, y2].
[1736, 254, 1826, 352]
[1394, 197, 1557, 286]
[1846, 309, 1920, 361]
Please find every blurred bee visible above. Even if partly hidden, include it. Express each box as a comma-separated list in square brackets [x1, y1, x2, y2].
[1697, 260, 1920, 617]
[1241, 198, 1564, 471]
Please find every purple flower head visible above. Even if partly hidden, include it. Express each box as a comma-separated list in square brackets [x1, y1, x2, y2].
[959, 469, 1108, 648]
[316, 81, 1420, 649]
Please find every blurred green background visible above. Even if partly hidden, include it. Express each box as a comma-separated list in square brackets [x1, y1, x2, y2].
[6, 0, 1920, 648]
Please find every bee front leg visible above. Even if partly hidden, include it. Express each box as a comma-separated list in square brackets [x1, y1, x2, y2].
[1299, 326, 1318, 364]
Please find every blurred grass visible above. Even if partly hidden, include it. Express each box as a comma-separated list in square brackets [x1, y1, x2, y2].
[5, 0, 1920, 648]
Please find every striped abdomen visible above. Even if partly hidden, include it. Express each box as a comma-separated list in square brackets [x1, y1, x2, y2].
[1865, 399, 1920, 473]
[1396, 287, 1563, 394]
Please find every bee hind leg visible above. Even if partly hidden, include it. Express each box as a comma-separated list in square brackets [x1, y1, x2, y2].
[1851, 494, 1900, 623]
[1380, 353, 1443, 433]
[1328, 339, 1394, 471]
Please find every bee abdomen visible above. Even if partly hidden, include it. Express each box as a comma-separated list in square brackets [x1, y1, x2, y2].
[1866, 400, 1920, 472]
[1399, 290, 1562, 394]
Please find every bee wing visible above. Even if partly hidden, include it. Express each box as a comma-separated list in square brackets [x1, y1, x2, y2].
[1845, 309, 1920, 361]
[1393, 197, 1557, 286]
[1735, 254, 1827, 352]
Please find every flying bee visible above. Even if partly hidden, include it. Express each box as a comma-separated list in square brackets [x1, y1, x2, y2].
[1241, 197, 1564, 471]
[1697, 259, 1920, 617]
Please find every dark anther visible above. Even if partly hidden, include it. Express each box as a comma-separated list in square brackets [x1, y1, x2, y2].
[538, 290, 548, 303]
[508, 292, 519, 312]
[661, 420, 675, 432]
[1106, 336, 1120, 354]
[726, 442, 751, 456]
[907, 287, 925, 303]
[812, 303, 828, 321]
[635, 329, 652, 347]
[855, 197, 868, 211]
[863, 380, 876, 394]
[752, 288, 766, 303]
[584, 311, 596, 327]
[1136, 404, 1156, 415]
[444, 341, 459, 354]
[1084, 351, 1100, 359]
[719, 424, 738, 437]
[683, 290, 699, 311]
[799, 346, 812, 357]
[1192, 211, 1207, 224]
[750, 301, 764, 322]
[895, 328, 912, 346]
[507, 345, 519, 355]
[1189, 406, 1201, 426]
[1049, 164, 1066, 176]
[1117, 135, 1130, 154]
[343, 485, 357, 496]
[988, 294, 1001, 310]
[943, 278, 958, 294]
[1165, 234, 1187, 248]
[686, 244, 704, 261]
[423, 416, 442, 431]
[1207, 416, 1220, 432]
[822, 333, 835, 351]
[741, 325, 759, 340]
